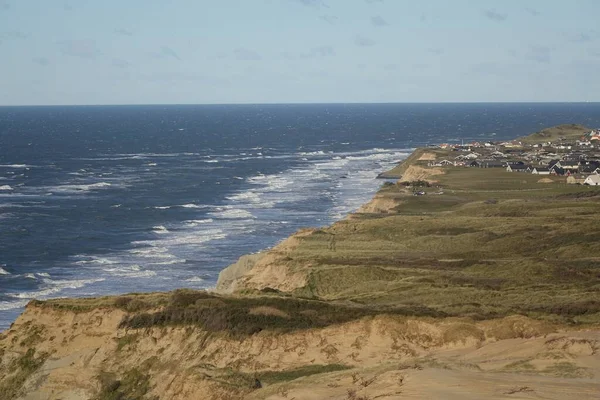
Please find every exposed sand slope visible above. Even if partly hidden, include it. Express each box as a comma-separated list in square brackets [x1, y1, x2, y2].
[1, 303, 598, 400]
[399, 165, 445, 183]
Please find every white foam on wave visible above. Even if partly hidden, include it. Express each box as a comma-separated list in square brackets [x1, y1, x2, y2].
[48, 182, 113, 194]
[179, 204, 205, 209]
[185, 276, 204, 282]
[0, 266, 10, 275]
[103, 265, 157, 278]
[128, 246, 176, 259]
[73, 255, 120, 266]
[153, 226, 170, 234]
[0, 299, 29, 311]
[184, 219, 213, 227]
[8, 277, 106, 300]
[210, 207, 255, 220]
[154, 206, 171, 210]
[0, 185, 13, 191]
[0, 164, 32, 168]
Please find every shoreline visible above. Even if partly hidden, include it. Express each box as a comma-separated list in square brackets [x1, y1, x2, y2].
[2, 124, 600, 399]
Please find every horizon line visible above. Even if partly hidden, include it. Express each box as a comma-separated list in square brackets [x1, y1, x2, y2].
[1, 101, 599, 108]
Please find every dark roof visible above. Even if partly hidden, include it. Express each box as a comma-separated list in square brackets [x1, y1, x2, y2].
[509, 164, 529, 170]
[533, 167, 550, 172]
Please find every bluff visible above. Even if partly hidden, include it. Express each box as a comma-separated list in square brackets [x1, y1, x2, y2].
[2, 127, 600, 399]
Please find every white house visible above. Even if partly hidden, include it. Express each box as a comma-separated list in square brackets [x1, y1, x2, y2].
[584, 175, 600, 186]
[531, 167, 551, 175]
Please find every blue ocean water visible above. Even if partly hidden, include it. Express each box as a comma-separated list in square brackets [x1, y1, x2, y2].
[1, 103, 599, 330]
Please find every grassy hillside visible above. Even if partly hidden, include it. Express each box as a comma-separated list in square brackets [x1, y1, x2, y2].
[518, 124, 589, 144]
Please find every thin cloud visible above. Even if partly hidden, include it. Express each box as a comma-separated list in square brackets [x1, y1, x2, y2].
[300, 45, 335, 58]
[161, 46, 180, 60]
[319, 15, 338, 24]
[3, 31, 29, 39]
[355, 35, 376, 47]
[114, 28, 133, 37]
[58, 39, 101, 59]
[483, 9, 507, 22]
[525, 8, 540, 16]
[32, 57, 49, 66]
[526, 45, 551, 63]
[290, 0, 327, 8]
[234, 48, 262, 61]
[569, 32, 596, 43]
[428, 48, 444, 55]
[371, 15, 388, 27]
[112, 58, 130, 68]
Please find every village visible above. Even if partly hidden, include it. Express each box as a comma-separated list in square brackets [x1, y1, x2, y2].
[427, 127, 600, 186]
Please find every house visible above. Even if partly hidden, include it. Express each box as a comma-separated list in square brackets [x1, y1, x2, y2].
[531, 167, 550, 175]
[550, 165, 565, 175]
[430, 159, 455, 167]
[567, 175, 587, 184]
[548, 159, 561, 168]
[506, 164, 530, 173]
[579, 164, 600, 174]
[468, 160, 480, 167]
[584, 175, 600, 185]
[560, 160, 579, 171]
[479, 161, 505, 168]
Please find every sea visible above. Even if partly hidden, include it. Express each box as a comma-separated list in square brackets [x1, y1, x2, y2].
[1, 103, 599, 331]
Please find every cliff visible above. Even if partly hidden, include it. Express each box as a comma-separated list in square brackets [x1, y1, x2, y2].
[1, 297, 599, 400]
[2, 128, 600, 399]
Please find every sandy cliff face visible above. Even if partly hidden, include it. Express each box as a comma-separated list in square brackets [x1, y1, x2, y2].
[1, 303, 598, 400]
[216, 228, 316, 294]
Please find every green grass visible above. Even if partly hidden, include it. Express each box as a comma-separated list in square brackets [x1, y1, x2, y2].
[518, 124, 589, 144]
[117, 290, 445, 336]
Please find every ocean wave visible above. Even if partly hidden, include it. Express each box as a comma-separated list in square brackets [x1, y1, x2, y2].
[0, 164, 33, 168]
[73, 256, 119, 266]
[0, 267, 10, 275]
[185, 276, 204, 282]
[128, 246, 176, 259]
[210, 208, 255, 220]
[0, 299, 29, 311]
[184, 219, 213, 227]
[103, 265, 157, 278]
[152, 226, 170, 234]
[179, 204, 206, 209]
[0, 185, 14, 191]
[8, 277, 105, 300]
[48, 182, 113, 194]
[135, 229, 228, 246]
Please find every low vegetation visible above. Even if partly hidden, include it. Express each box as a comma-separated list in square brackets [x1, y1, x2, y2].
[0, 348, 49, 400]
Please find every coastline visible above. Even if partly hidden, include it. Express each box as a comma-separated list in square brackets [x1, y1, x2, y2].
[2, 125, 600, 399]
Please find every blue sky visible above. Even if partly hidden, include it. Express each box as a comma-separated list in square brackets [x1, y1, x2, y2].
[0, 0, 598, 105]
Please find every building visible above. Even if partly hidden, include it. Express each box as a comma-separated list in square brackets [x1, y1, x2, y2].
[531, 167, 550, 175]
[567, 175, 586, 184]
[584, 175, 600, 185]
[506, 164, 530, 173]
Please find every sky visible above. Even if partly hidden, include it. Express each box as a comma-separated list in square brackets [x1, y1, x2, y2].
[0, 0, 599, 105]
